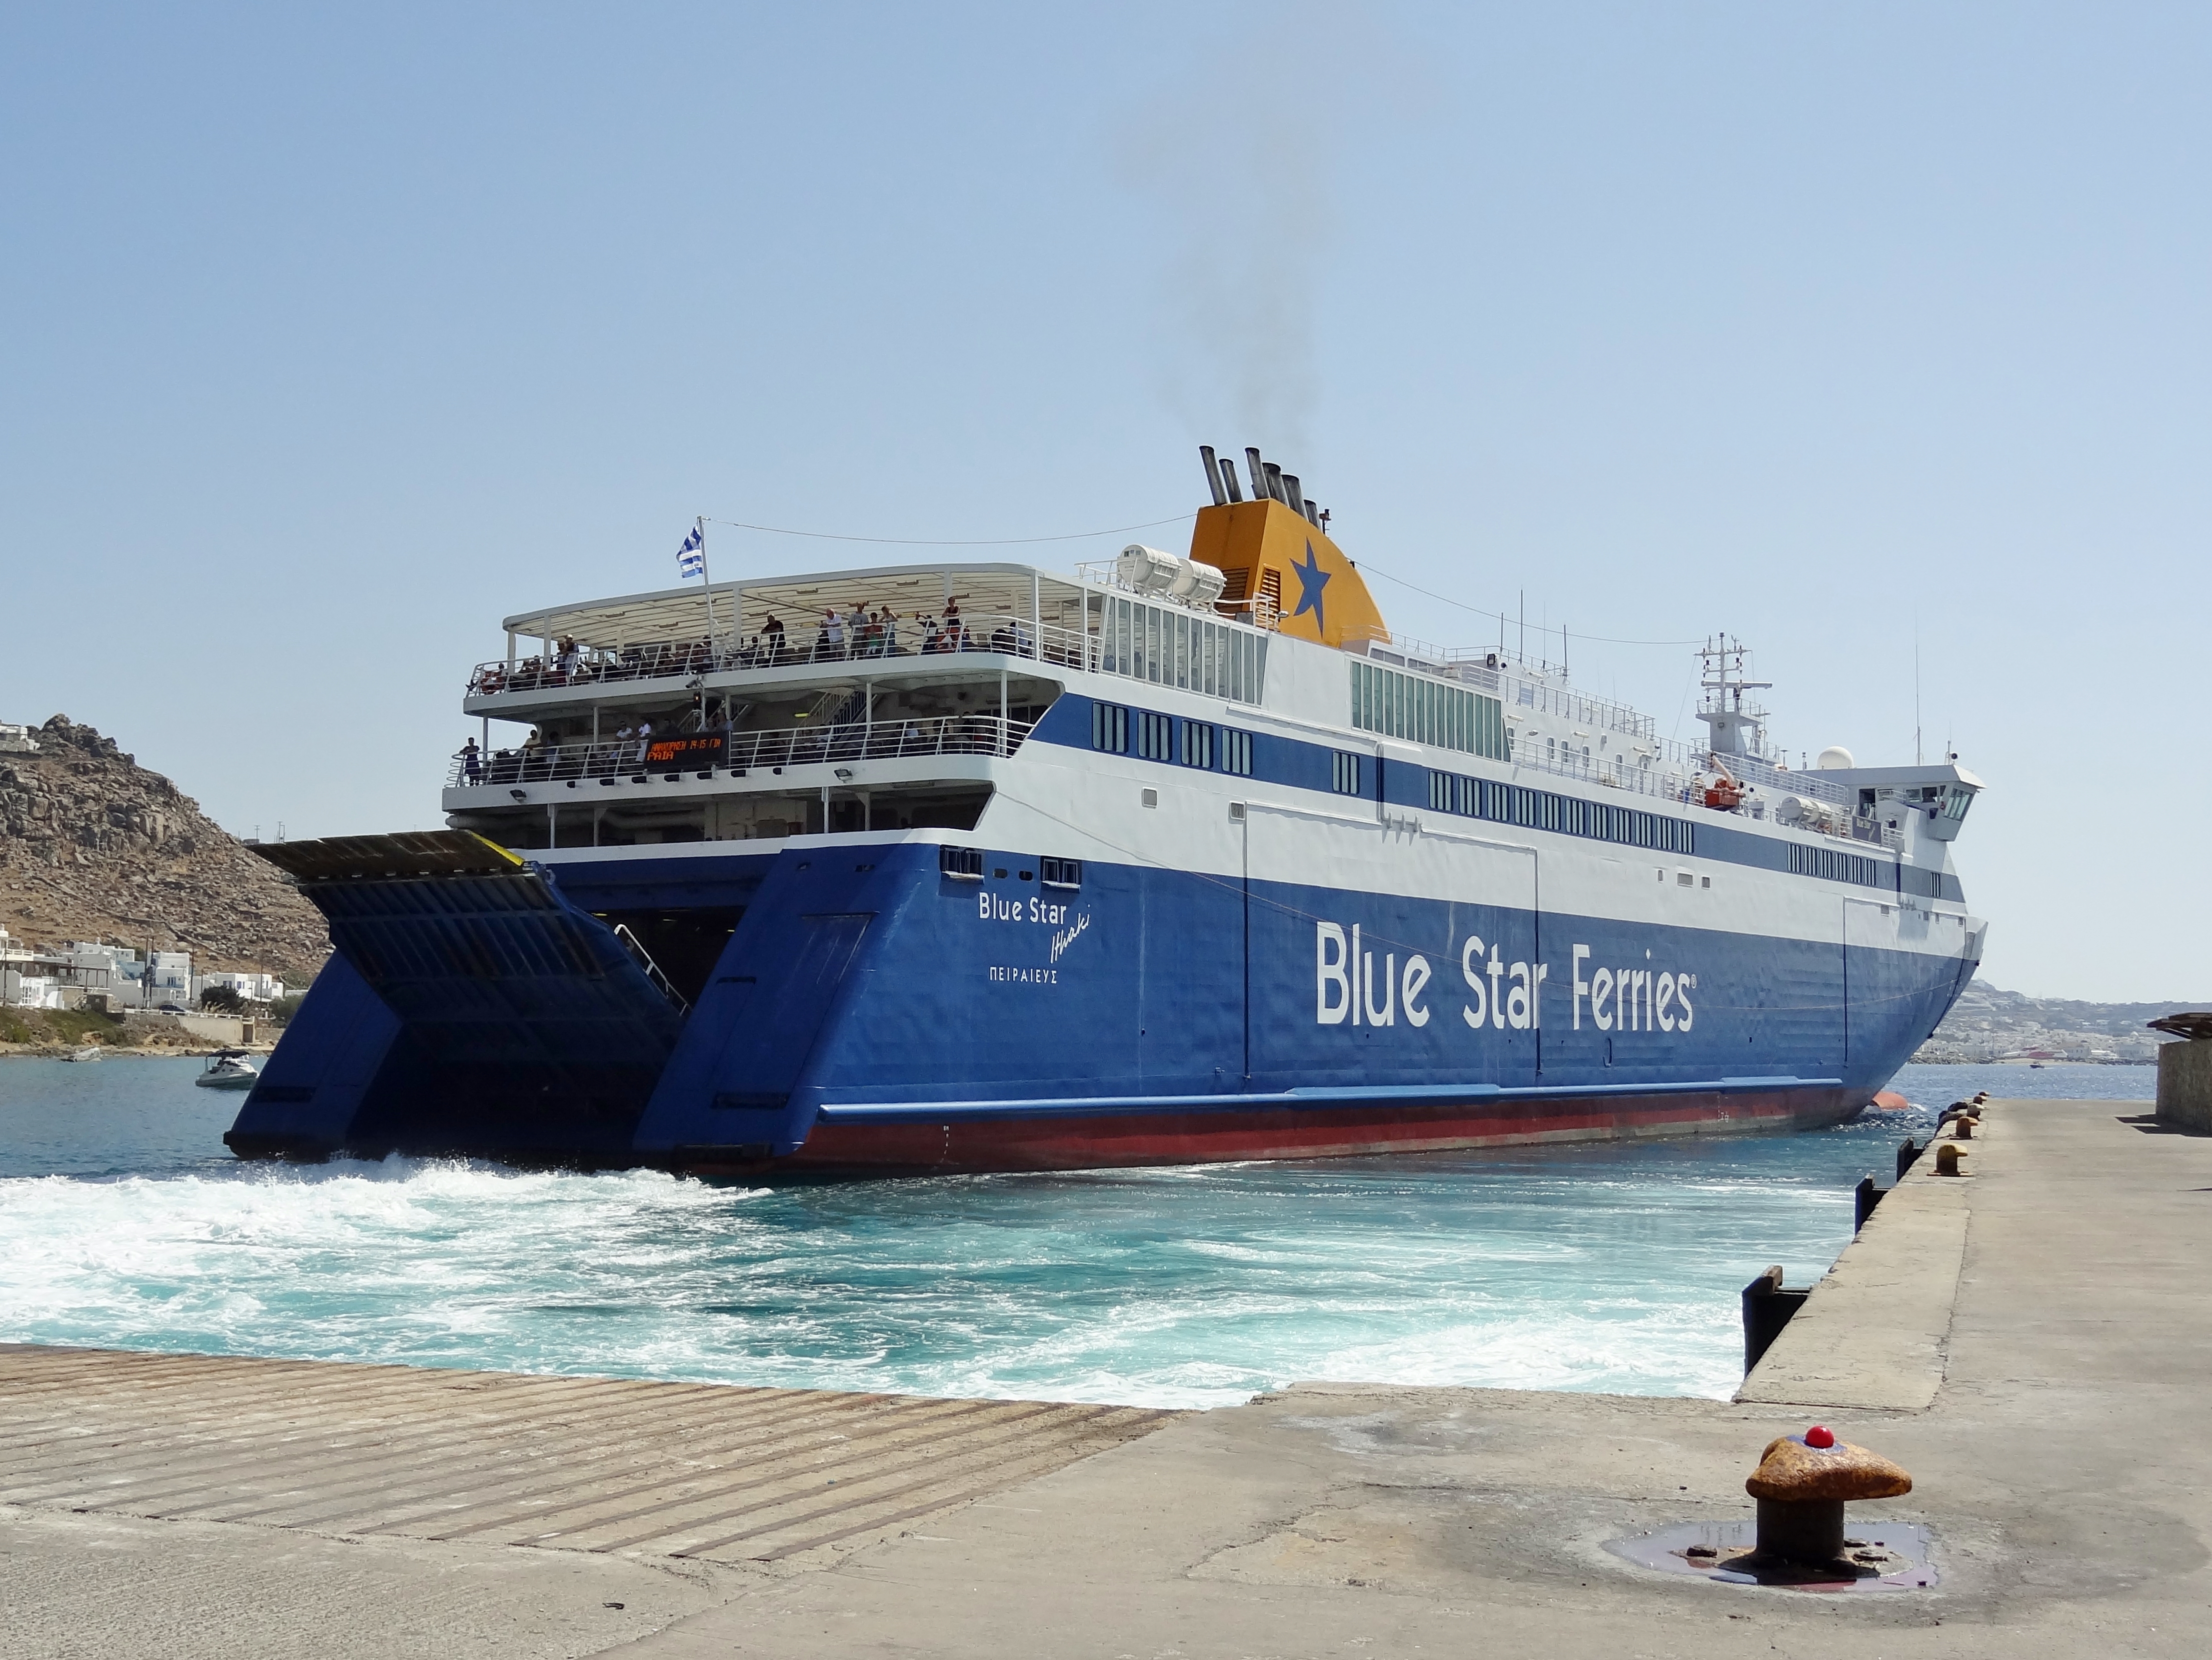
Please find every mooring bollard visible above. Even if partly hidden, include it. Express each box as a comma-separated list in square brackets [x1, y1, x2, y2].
[1745, 1426, 1913, 1566]
[1935, 1142, 1964, 1176]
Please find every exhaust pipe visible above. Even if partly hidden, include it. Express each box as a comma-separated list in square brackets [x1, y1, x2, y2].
[1281, 472, 1308, 518]
[1198, 446, 1228, 507]
[1219, 454, 1243, 502]
[1245, 448, 1268, 501]
[1264, 461, 1286, 504]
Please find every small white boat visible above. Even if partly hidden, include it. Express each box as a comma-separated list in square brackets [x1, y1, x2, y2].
[195, 1050, 261, 1090]
[63, 1046, 103, 1062]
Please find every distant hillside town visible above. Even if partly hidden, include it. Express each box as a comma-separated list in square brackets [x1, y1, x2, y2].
[0, 922, 287, 1013]
[0, 714, 329, 1009]
[1912, 977, 2193, 1064]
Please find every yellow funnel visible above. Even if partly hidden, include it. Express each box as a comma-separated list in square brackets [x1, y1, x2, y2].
[1187, 498, 1389, 650]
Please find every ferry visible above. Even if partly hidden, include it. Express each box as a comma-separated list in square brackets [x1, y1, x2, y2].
[227, 448, 1985, 1176]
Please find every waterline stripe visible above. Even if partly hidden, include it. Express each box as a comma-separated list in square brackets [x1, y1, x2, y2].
[812, 1075, 1845, 1124]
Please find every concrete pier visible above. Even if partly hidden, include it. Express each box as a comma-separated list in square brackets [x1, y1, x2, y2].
[5, 1098, 2209, 1658]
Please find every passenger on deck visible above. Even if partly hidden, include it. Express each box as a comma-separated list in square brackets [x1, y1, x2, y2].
[613, 724, 634, 772]
[634, 720, 654, 768]
[881, 610, 900, 655]
[555, 636, 580, 678]
[460, 738, 482, 784]
[920, 613, 942, 654]
[760, 614, 786, 663]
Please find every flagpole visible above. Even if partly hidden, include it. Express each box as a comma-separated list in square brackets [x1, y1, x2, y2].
[694, 516, 722, 658]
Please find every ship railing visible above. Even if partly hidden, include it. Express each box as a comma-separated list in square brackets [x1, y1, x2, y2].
[1499, 742, 1704, 808]
[466, 614, 1100, 698]
[1498, 740, 1873, 834]
[446, 713, 1039, 788]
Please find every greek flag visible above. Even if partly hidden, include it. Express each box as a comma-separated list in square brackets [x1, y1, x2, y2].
[676, 522, 705, 580]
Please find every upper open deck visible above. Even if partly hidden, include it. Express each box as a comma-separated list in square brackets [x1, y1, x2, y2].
[453, 454, 1981, 858]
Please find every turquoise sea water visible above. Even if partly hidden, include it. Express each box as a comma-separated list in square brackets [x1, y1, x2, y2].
[0, 1062, 2152, 1407]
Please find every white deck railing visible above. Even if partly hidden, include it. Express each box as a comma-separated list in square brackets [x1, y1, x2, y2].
[447, 713, 1039, 788]
[467, 614, 1100, 698]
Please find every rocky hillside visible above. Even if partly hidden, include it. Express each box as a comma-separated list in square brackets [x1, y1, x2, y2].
[0, 716, 328, 984]
[1913, 977, 2204, 1064]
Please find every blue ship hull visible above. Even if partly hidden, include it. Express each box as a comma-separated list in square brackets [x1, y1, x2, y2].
[226, 838, 1973, 1175]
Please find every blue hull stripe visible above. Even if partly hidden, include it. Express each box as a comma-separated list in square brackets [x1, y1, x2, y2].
[1031, 694, 1966, 904]
[815, 1074, 1846, 1123]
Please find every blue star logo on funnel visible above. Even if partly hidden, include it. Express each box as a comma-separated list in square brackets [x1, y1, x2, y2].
[1290, 542, 1331, 631]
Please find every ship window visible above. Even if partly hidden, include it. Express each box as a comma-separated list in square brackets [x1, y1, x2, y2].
[1429, 770, 1450, 812]
[1333, 752, 1362, 796]
[1091, 702, 1128, 754]
[1349, 661, 1505, 761]
[939, 846, 985, 880]
[1041, 858, 1083, 888]
[1180, 720, 1215, 768]
[1137, 710, 1173, 760]
[1222, 728, 1253, 776]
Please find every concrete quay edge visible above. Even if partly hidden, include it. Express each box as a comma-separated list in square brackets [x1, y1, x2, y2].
[1735, 1112, 1977, 1411]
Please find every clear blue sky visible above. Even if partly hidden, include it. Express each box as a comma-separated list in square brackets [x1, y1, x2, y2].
[4, 3, 2206, 1000]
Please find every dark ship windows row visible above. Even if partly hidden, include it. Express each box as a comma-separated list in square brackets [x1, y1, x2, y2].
[1788, 842, 1883, 888]
[1092, 702, 1254, 776]
[1428, 772, 1698, 856]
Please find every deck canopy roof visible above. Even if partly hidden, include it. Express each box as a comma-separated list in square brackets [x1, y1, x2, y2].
[502, 562, 1096, 650]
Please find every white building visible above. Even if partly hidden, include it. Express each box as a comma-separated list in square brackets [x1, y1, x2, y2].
[195, 970, 286, 1004]
[2, 974, 63, 1010]
[0, 723, 38, 755]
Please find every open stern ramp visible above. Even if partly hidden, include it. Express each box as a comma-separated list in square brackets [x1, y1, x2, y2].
[228, 832, 686, 1162]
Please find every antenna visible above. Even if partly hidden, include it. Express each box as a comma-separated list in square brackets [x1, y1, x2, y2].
[1914, 620, 1923, 765]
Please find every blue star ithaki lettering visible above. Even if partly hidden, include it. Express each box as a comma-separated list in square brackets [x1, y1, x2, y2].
[1290, 541, 1331, 630]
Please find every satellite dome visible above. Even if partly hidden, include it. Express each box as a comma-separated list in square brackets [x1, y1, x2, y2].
[1815, 746, 1855, 771]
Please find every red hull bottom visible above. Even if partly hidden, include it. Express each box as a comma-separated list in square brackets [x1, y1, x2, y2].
[674, 1088, 1867, 1180]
